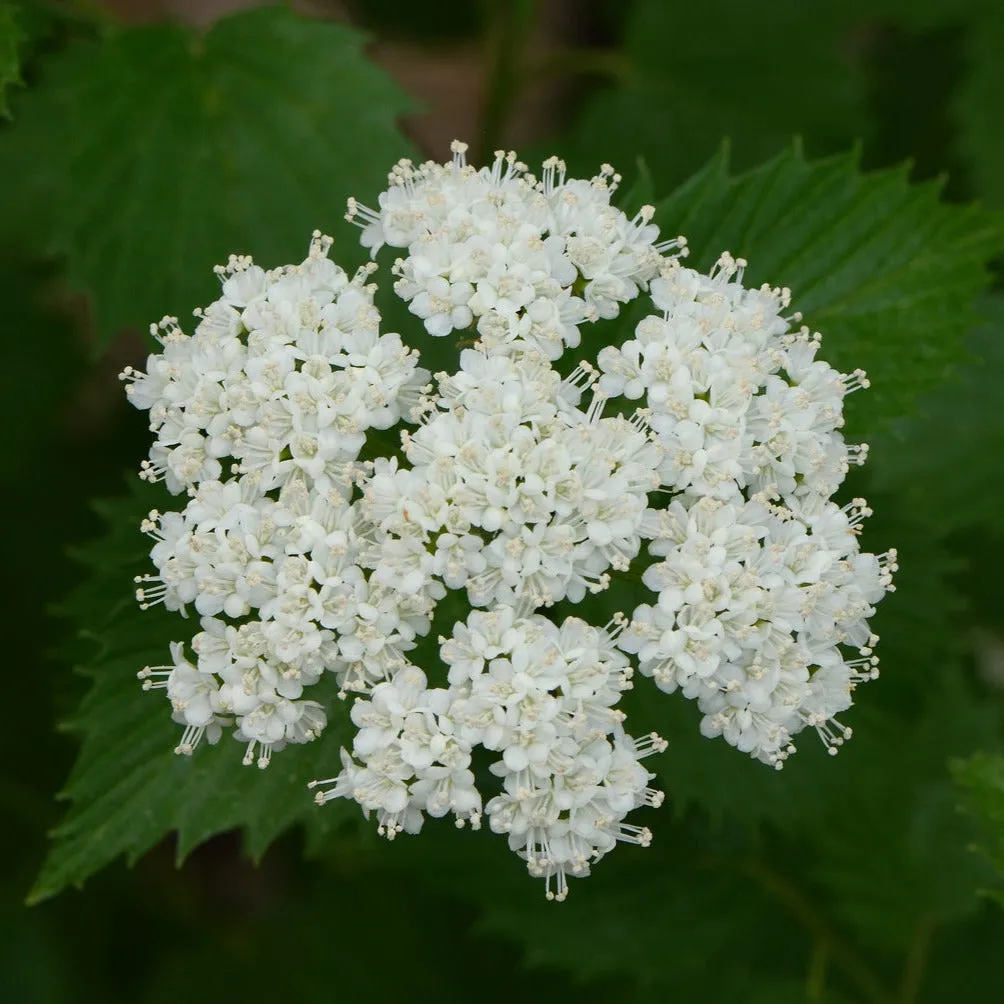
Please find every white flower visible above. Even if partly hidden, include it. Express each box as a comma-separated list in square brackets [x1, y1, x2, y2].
[126, 146, 895, 899]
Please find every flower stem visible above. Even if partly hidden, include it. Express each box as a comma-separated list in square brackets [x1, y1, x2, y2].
[898, 914, 935, 1004]
[806, 939, 830, 1003]
[478, 0, 536, 161]
[739, 857, 894, 1004]
[530, 46, 631, 84]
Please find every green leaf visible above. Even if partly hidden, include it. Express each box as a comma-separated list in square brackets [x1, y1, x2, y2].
[652, 143, 1002, 434]
[808, 680, 1001, 950]
[564, 0, 869, 192]
[618, 155, 655, 217]
[869, 296, 1004, 537]
[380, 805, 801, 995]
[953, 751, 1004, 902]
[0, 2, 22, 116]
[0, 6, 416, 349]
[30, 480, 358, 905]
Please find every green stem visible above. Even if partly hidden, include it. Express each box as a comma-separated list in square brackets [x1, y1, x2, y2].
[738, 857, 894, 1004]
[478, 0, 536, 161]
[807, 939, 830, 1003]
[898, 914, 935, 1004]
[530, 46, 631, 84]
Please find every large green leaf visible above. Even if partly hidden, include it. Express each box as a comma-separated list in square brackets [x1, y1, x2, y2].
[0, 2, 21, 116]
[30, 481, 357, 904]
[0, 6, 416, 348]
[649, 143, 1002, 434]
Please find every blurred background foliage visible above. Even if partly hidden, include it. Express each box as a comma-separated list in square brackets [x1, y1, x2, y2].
[2, 1, 1004, 1002]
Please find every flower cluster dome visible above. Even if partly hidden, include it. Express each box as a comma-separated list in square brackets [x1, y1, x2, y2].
[122, 144, 895, 898]
[347, 141, 685, 357]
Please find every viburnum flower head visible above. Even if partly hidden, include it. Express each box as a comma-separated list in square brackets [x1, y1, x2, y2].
[121, 142, 895, 899]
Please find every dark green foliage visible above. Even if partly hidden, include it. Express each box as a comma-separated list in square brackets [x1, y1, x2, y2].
[0, 6, 417, 348]
[870, 299, 1004, 537]
[344, 0, 486, 40]
[955, 4, 1004, 208]
[563, 0, 1004, 207]
[806, 684, 1000, 951]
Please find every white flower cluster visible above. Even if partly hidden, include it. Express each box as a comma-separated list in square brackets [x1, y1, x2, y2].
[347, 141, 685, 358]
[123, 233, 434, 767]
[123, 143, 895, 898]
[383, 349, 663, 609]
[600, 255, 896, 766]
[311, 611, 665, 901]
[121, 232, 427, 496]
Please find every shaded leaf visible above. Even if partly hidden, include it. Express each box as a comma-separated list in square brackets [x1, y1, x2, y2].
[0, 260, 85, 485]
[0, 6, 416, 348]
[618, 155, 655, 217]
[808, 680, 1001, 949]
[383, 804, 800, 994]
[956, 4, 1004, 207]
